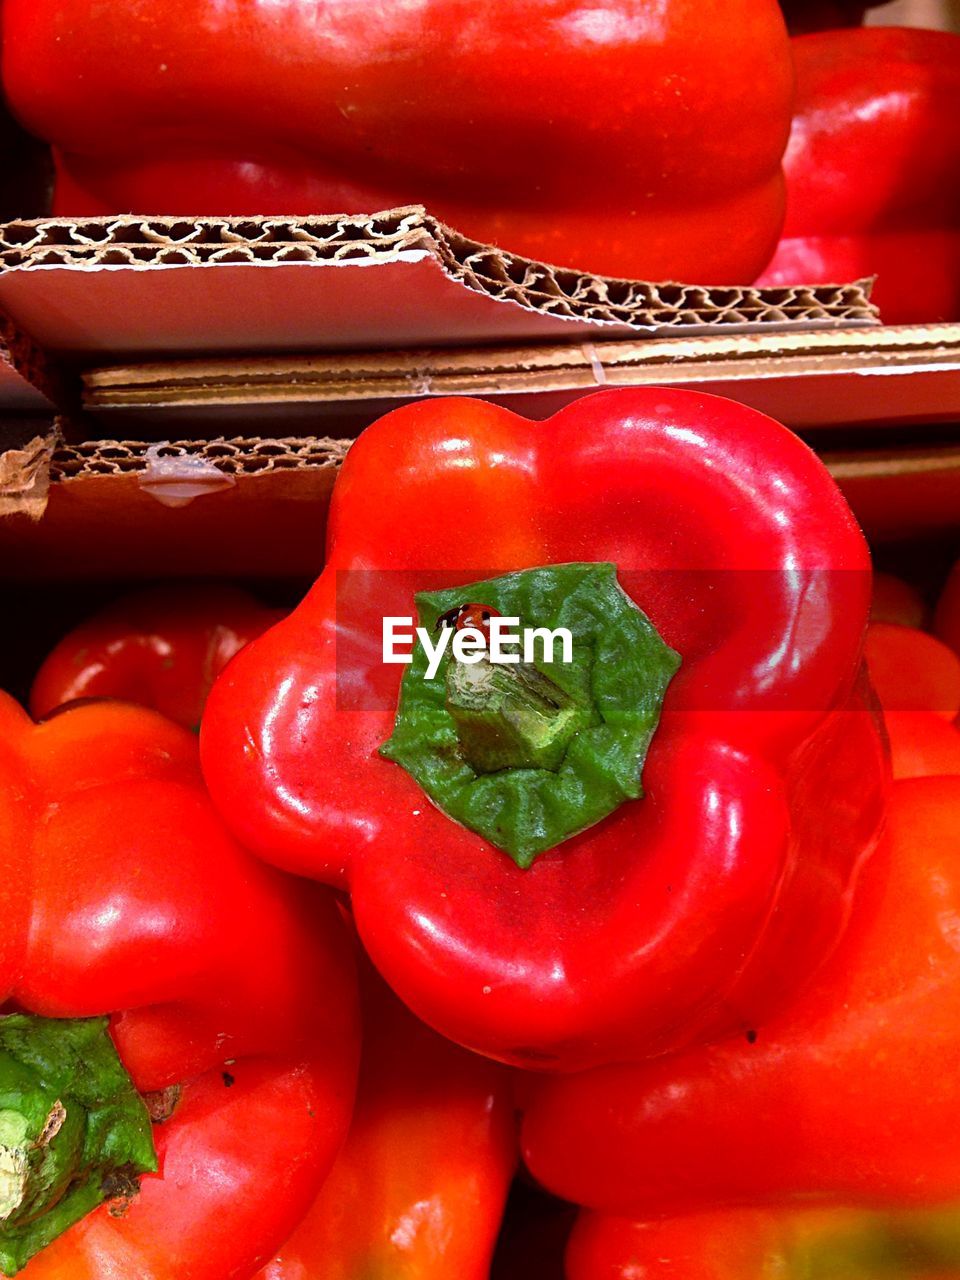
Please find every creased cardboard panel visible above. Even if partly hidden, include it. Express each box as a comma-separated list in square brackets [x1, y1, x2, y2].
[0, 207, 878, 357]
[81, 324, 960, 433]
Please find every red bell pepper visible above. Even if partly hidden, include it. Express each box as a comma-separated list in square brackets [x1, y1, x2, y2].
[864, 618, 960, 780]
[566, 1205, 960, 1279]
[258, 972, 515, 1280]
[865, 623, 960, 721]
[0, 692, 359, 1279]
[28, 591, 515, 1280]
[1, 1, 794, 284]
[202, 388, 887, 1071]
[756, 28, 960, 324]
[522, 776, 960, 1213]
[885, 711, 960, 782]
[30, 585, 282, 731]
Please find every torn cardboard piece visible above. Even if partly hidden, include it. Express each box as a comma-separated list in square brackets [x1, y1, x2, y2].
[0, 426, 57, 519]
[0, 207, 878, 359]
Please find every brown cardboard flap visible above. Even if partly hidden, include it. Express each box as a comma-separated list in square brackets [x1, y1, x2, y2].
[1, 431, 957, 578]
[81, 323, 960, 433]
[0, 207, 878, 358]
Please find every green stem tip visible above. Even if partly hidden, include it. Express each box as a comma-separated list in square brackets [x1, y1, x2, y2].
[446, 655, 590, 774]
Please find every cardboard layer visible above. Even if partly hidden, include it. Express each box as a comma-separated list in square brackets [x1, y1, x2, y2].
[81, 324, 960, 433]
[829, 447, 960, 541]
[0, 434, 346, 577]
[0, 207, 878, 358]
[2, 432, 957, 580]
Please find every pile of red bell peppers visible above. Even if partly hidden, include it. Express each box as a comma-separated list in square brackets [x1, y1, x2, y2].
[1, 386, 958, 1277]
[0, 0, 957, 320]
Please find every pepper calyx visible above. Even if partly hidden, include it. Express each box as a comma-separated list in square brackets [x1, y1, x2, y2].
[380, 562, 681, 868]
[0, 1015, 157, 1277]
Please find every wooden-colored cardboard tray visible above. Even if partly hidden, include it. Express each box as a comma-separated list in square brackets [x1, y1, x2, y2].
[79, 323, 960, 435]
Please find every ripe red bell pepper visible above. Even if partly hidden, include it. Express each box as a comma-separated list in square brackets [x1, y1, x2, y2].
[0, 692, 359, 1279]
[865, 623, 960, 721]
[28, 593, 515, 1280]
[30, 585, 282, 731]
[258, 972, 515, 1280]
[864, 619, 960, 780]
[566, 1205, 960, 1279]
[522, 776, 960, 1213]
[885, 711, 960, 782]
[202, 388, 887, 1071]
[756, 28, 960, 324]
[1, 1, 794, 284]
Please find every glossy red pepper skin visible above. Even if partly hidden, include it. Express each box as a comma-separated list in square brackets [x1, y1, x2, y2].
[757, 28, 960, 324]
[566, 1209, 771, 1280]
[865, 623, 960, 721]
[522, 777, 960, 1214]
[0, 693, 359, 1280]
[864, 617, 960, 780]
[202, 389, 886, 1072]
[566, 1205, 960, 1280]
[1, 1, 792, 284]
[30, 585, 282, 731]
[258, 972, 515, 1280]
[44, 586, 517, 1279]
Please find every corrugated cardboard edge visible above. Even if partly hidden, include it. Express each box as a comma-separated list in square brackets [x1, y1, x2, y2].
[0, 434, 348, 522]
[0, 426, 57, 518]
[51, 435, 350, 484]
[82, 323, 960, 409]
[0, 206, 879, 332]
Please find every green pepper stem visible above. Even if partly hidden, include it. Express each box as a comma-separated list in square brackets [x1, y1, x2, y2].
[446, 655, 587, 773]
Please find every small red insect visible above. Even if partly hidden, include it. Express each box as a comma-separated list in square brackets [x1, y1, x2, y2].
[436, 603, 501, 644]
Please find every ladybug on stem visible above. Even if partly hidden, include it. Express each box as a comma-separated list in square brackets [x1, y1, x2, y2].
[436, 603, 501, 645]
